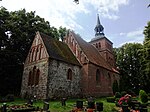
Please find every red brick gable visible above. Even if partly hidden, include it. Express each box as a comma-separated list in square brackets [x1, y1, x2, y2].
[65, 31, 118, 73]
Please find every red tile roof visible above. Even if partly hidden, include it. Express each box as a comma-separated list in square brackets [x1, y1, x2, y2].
[39, 32, 81, 66]
[71, 31, 116, 72]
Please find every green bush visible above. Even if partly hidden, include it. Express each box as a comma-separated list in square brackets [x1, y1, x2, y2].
[115, 98, 120, 107]
[5, 94, 14, 102]
[139, 90, 148, 103]
[147, 93, 150, 97]
[127, 89, 136, 96]
[115, 92, 121, 98]
[106, 97, 115, 103]
[121, 91, 127, 97]
[112, 80, 119, 94]
[115, 98, 120, 102]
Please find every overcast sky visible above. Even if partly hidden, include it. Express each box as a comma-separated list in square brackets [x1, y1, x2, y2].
[1, 0, 150, 47]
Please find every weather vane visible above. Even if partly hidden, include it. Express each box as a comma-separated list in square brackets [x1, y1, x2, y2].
[74, 0, 79, 4]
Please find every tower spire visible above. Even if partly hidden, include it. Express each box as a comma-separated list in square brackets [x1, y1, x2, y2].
[97, 14, 101, 25]
[94, 14, 104, 37]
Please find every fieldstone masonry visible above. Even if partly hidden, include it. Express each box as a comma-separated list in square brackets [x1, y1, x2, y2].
[47, 60, 81, 98]
[21, 58, 49, 99]
[21, 32, 82, 99]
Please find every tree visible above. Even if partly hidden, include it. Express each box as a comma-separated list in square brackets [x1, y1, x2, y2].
[114, 43, 143, 94]
[112, 80, 119, 94]
[74, 0, 79, 4]
[0, 7, 10, 51]
[141, 21, 150, 93]
[58, 26, 67, 41]
[0, 7, 67, 96]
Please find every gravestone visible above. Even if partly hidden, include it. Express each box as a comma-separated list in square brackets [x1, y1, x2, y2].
[61, 98, 67, 106]
[43, 101, 49, 111]
[96, 102, 103, 111]
[2, 103, 7, 112]
[76, 100, 83, 109]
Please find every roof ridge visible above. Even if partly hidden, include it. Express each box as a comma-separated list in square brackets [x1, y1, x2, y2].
[39, 32, 81, 66]
[70, 31, 114, 71]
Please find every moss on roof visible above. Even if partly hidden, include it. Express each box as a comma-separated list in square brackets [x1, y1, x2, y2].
[39, 32, 81, 66]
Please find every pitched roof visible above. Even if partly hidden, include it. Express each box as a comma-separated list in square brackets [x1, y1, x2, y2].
[71, 31, 113, 71]
[39, 32, 81, 66]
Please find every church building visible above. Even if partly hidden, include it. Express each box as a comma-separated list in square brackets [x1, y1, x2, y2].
[21, 15, 120, 99]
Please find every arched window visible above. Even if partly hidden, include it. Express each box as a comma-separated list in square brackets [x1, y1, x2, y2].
[31, 66, 36, 86]
[35, 69, 40, 85]
[108, 73, 111, 86]
[28, 66, 40, 86]
[67, 69, 72, 80]
[28, 71, 32, 86]
[96, 69, 101, 85]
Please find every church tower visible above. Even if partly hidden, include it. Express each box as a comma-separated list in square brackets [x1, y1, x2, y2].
[89, 14, 115, 68]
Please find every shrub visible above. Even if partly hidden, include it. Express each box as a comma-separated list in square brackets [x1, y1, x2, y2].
[115, 98, 120, 102]
[5, 94, 14, 102]
[115, 98, 120, 107]
[106, 97, 115, 103]
[112, 107, 119, 112]
[0, 94, 14, 102]
[127, 89, 136, 96]
[139, 90, 148, 103]
[112, 80, 119, 94]
[115, 92, 121, 98]
[147, 93, 150, 97]
[121, 91, 127, 97]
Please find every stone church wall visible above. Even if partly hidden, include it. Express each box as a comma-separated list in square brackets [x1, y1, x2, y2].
[47, 59, 81, 99]
[21, 58, 49, 99]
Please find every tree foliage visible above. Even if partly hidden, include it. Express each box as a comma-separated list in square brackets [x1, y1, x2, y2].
[139, 90, 148, 103]
[114, 43, 143, 94]
[114, 21, 150, 94]
[141, 21, 150, 92]
[112, 80, 119, 94]
[0, 7, 67, 96]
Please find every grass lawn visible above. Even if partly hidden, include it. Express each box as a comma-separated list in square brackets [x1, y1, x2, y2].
[0, 97, 116, 112]
[30, 98, 116, 112]
[1, 97, 149, 112]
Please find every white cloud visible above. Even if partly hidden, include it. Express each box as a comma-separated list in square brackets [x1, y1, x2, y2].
[1, 0, 89, 30]
[1, 0, 129, 31]
[119, 32, 126, 36]
[118, 29, 144, 47]
[82, 0, 129, 20]
[126, 29, 143, 38]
